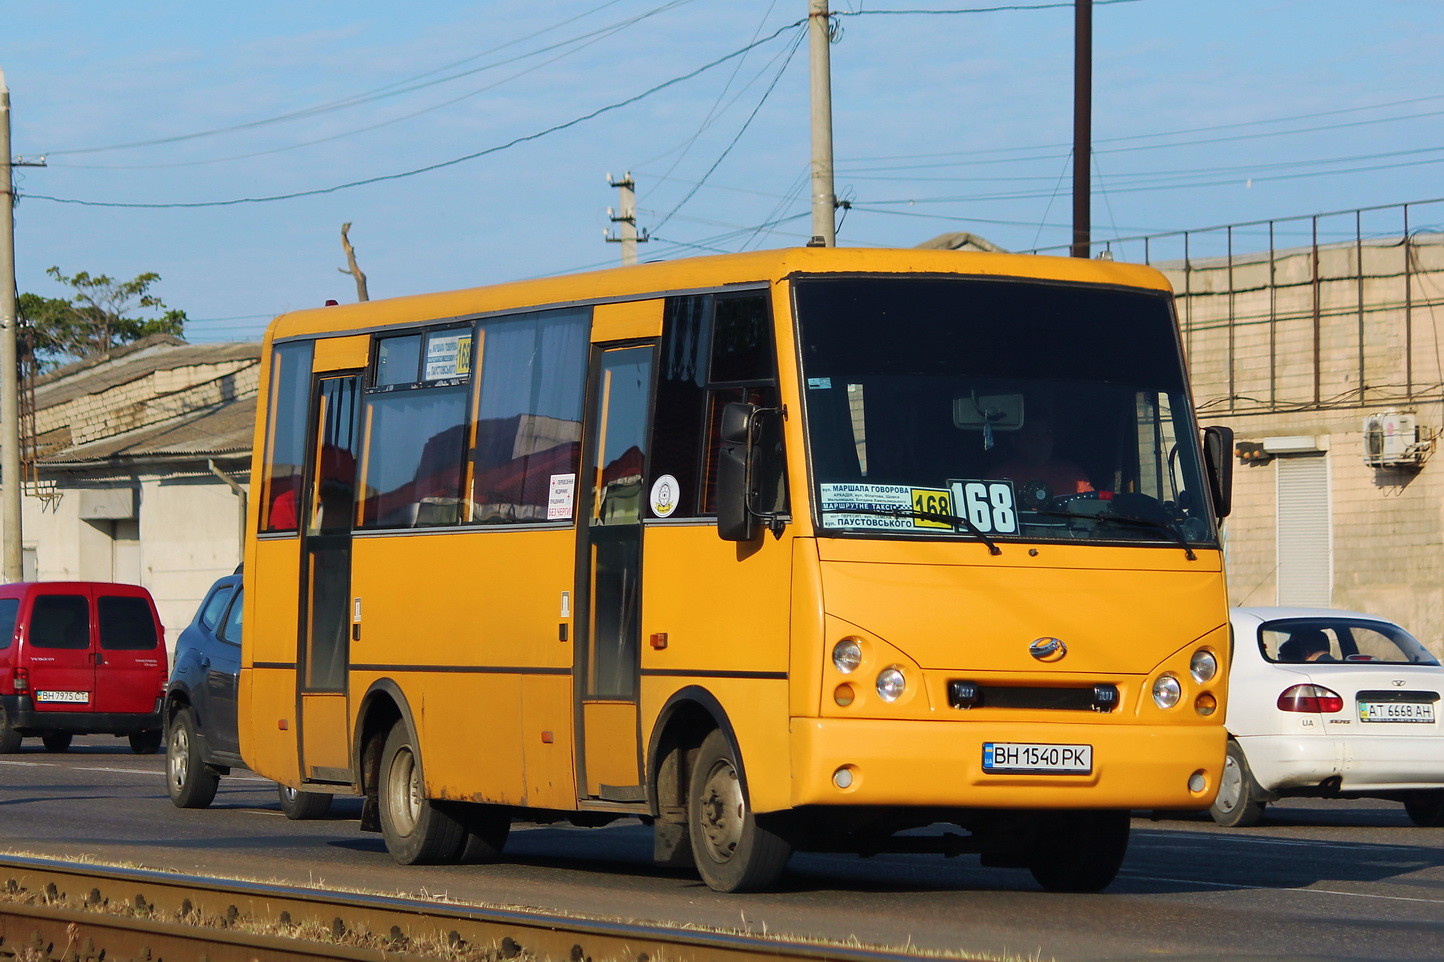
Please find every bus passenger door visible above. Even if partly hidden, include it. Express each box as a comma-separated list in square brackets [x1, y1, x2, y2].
[574, 343, 654, 802]
[298, 374, 362, 783]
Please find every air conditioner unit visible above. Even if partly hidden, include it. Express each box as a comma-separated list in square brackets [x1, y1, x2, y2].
[1362, 412, 1425, 466]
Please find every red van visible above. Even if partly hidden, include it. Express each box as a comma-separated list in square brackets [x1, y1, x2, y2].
[0, 582, 168, 754]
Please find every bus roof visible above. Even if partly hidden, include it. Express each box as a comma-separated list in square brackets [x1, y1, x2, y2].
[265, 246, 1173, 342]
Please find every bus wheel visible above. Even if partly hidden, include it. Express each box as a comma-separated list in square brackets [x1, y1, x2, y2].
[378, 723, 465, 864]
[278, 784, 333, 820]
[1027, 809, 1130, 893]
[687, 729, 791, 893]
[455, 804, 511, 864]
[1210, 740, 1266, 828]
[167, 708, 219, 809]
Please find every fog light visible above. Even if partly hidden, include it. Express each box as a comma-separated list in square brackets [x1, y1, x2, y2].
[1152, 673, 1181, 709]
[1188, 770, 1207, 793]
[833, 766, 855, 789]
[1194, 692, 1217, 716]
[1190, 649, 1218, 684]
[876, 667, 906, 702]
[833, 637, 863, 674]
[834, 683, 855, 707]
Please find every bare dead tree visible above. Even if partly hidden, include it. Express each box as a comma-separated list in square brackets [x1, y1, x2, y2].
[339, 222, 369, 302]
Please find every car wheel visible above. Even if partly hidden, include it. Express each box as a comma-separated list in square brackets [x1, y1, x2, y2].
[377, 723, 466, 864]
[130, 729, 163, 755]
[687, 728, 792, 893]
[1402, 789, 1444, 827]
[0, 707, 21, 753]
[167, 708, 219, 809]
[1210, 739, 1267, 828]
[41, 733, 72, 753]
[278, 784, 333, 820]
[1027, 809, 1131, 892]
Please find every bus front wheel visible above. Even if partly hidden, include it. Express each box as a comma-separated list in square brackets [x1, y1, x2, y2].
[1027, 809, 1130, 893]
[377, 724, 466, 864]
[687, 729, 791, 893]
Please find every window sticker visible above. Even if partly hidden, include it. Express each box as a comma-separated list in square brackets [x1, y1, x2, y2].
[820, 483, 947, 530]
[424, 332, 473, 380]
[547, 473, 577, 521]
[650, 474, 680, 518]
[947, 480, 1019, 534]
[807, 377, 833, 390]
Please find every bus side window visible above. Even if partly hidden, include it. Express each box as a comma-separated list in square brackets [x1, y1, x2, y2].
[259, 341, 314, 534]
[652, 291, 786, 520]
[470, 308, 590, 524]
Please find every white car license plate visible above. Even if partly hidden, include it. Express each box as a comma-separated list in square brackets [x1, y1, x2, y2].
[983, 742, 1092, 774]
[35, 690, 89, 704]
[1358, 701, 1435, 723]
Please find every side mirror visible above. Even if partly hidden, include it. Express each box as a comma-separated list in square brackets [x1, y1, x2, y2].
[1202, 425, 1234, 520]
[716, 402, 758, 542]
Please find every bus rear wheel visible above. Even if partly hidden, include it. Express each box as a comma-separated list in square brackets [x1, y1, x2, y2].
[1027, 809, 1130, 893]
[687, 729, 791, 893]
[377, 723, 465, 864]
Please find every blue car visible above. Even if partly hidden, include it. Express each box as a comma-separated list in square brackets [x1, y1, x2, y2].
[164, 571, 331, 818]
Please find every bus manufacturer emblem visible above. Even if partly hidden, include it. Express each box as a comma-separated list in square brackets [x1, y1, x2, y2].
[1029, 637, 1067, 662]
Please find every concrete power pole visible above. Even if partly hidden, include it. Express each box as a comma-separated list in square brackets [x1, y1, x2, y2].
[1070, 0, 1092, 258]
[0, 68, 23, 582]
[808, 0, 837, 247]
[605, 172, 648, 265]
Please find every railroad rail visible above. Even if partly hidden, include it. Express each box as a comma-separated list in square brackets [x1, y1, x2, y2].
[0, 855, 971, 962]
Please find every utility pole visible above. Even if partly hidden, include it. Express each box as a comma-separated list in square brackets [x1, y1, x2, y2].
[1070, 0, 1092, 258]
[808, 0, 837, 247]
[0, 67, 22, 582]
[604, 172, 648, 265]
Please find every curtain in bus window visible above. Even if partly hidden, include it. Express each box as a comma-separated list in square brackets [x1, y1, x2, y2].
[472, 309, 589, 523]
[358, 387, 469, 528]
[260, 341, 315, 533]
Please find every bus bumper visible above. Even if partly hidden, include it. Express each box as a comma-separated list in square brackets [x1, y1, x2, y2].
[788, 717, 1225, 810]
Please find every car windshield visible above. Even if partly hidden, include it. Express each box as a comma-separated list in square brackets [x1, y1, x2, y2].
[1259, 617, 1440, 666]
[794, 276, 1219, 547]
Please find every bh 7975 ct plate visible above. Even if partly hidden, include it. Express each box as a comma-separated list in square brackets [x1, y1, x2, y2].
[983, 742, 1092, 774]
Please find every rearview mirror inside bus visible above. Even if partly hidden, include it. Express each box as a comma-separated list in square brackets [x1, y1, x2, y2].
[951, 392, 1025, 431]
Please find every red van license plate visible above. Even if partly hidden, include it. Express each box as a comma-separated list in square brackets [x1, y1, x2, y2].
[35, 690, 89, 704]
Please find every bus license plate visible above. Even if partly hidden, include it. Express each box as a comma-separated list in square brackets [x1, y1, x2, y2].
[983, 742, 1092, 774]
[1358, 701, 1435, 723]
[35, 690, 89, 704]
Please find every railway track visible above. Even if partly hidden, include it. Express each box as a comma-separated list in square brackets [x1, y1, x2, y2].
[0, 855, 968, 962]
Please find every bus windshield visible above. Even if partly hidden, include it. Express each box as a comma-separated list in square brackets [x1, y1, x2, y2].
[794, 275, 1219, 548]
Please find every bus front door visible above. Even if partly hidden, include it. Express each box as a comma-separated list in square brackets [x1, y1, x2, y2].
[574, 344, 654, 803]
[298, 374, 362, 784]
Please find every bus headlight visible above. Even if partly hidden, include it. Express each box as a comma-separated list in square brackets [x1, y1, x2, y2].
[876, 667, 906, 702]
[1190, 649, 1218, 684]
[832, 637, 863, 674]
[1152, 672, 1182, 709]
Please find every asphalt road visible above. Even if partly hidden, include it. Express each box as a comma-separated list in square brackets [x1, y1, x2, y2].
[0, 735, 1440, 962]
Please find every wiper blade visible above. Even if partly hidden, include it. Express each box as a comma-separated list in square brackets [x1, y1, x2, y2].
[820, 506, 1002, 555]
[1031, 509, 1196, 561]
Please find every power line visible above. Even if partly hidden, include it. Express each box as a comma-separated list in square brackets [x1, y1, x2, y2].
[23, 20, 807, 210]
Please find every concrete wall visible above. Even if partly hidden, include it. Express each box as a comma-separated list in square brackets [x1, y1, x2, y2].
[1156, 233, 1444, 653]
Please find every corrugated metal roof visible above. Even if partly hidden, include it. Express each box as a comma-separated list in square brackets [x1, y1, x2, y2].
[33, 335, 261, 412]
[40, 395, 257, 466]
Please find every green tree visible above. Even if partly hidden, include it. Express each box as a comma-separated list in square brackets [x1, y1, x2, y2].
[18, 267, 187, 370]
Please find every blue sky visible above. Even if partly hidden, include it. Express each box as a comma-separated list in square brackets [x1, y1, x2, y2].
[5, 0, 1442, 342]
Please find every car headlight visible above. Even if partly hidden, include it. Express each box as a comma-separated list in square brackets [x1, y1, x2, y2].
[876, 667, 906, 702]
[1152, 672, 1182, 709]
[1190, 649, 1218, 684]
[832, 637, 863, 674]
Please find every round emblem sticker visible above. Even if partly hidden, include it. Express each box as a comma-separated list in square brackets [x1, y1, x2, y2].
[650, 474, 680, 518]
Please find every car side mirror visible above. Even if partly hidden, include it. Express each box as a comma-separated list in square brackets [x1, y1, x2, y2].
[717, 402, 758, 542]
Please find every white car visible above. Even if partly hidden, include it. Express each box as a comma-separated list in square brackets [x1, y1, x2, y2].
[1212, 606, 1444, 828]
